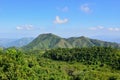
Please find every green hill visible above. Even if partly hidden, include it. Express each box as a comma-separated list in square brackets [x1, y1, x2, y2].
[23, 33, 72, 50]
[67, 36, 120, 48]
[66, 36, 94, 47]
[23, 33, 120, 50]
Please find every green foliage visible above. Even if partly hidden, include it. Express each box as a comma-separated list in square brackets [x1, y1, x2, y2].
[109, 76, 117, 80]
[23, 33, 120, 50]
[0, 47, 3, 53]
[0, 47, 120, 80]
[6, 48, 17, 54]
[23, 33, 72, 50]
[44, 47, 120, 70]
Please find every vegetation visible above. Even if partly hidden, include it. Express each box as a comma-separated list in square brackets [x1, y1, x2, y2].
[44, 47, 120, 70]
[23, 33, 120, 50]
[0, 47, 120, 80]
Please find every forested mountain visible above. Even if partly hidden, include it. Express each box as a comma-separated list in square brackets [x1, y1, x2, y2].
[66, 36, 120, 48]
[23, 33, 120, 50]
[23, 33, 72, 50]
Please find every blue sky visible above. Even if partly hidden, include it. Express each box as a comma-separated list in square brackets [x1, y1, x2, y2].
[0, 0, 120, 41]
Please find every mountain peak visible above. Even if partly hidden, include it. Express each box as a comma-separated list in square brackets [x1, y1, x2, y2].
[23, 33, 120, 50]
[79, 36, 87, 38]
[40, 33, 54, 35]
[38, 33, 60, 38]
[23, 33, 68, 50]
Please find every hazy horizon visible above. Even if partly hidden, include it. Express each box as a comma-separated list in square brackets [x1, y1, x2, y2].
[0, 33, 119, 44]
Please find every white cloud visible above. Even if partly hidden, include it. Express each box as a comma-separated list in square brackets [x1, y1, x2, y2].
[16, 24, 34, 30]
[98, 26, 104, 29]
[90, 26, 120, 32]
[108, 27, 120, 31]
[54, 16, 68, 24]
[80, 4, 92, 13]
[16, 26, 23, 30]
[89, 26, 104, 30]
[108, 28, 114, 31]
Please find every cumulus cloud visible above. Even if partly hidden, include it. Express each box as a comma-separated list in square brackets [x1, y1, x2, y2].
[54, 16, 68, 24]
[16, 24, 34, 30]
[80, 4, 92, 13]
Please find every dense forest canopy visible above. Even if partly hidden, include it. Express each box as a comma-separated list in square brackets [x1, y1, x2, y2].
[0, 47, 120, 80]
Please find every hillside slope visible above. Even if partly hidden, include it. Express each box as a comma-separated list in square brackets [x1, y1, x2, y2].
[24, 33, 72, 50]
[23, 33, 120, 50]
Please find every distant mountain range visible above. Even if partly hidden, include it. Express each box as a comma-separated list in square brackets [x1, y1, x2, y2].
[23, 33, 120, 50]
[0, 38, 16, 47]
[0, 38, 34, 47]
